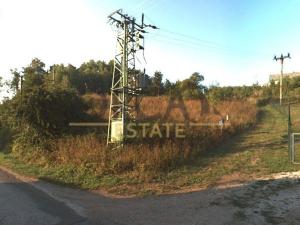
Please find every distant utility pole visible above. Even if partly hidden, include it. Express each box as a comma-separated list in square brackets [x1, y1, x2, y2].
[273, 53, 291, 105]
[20, 75, 24, 107]
[52, 68, 55, 84]
[20, 75, 24, 131]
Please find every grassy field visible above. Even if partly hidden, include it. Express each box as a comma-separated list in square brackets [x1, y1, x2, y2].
[83, 94, 257, 124]
[1, 103, 300, 196]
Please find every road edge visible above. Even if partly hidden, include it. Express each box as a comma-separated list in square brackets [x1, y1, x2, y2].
[0, 165, 87, 218]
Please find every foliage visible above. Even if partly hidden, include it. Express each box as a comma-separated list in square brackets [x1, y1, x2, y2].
[178, 72, 206, 99]
[207, 84, 263, 102]
[0, 96, 20, 129]
[22, 58, 47, 89]
[0, 126, 12, 151]
[16, 87, 87, 137]
[0, 75, 7, 96]
[9, 69, 21, 94]
[4, 58, 214, 99]
[3, 98, 258, 194]
[147, 71, 164, 96]
[47, 60, 113, 95]
[1, 57, 278, 195]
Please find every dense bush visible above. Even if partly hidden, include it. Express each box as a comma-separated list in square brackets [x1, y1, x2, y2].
[0, 126, 12, 151]
[207, 85, 262, 102]
[16, 87, 88, 137]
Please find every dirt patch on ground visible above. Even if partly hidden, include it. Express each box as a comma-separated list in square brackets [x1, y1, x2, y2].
[216, 172, 300, 225]
[215, 172, 253, 188]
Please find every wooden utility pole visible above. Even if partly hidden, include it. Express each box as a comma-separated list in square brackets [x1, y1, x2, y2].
[274, 53, 291, 105]
[52, 68, 55, 84]
[20, 75, 23, 107]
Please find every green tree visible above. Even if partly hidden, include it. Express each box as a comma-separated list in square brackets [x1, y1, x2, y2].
[79, 60, 112, 94]
[152, 71, 163, 96]
[9, 69, 21, 93]
[163, 78, 173, 95]
[179, 72, 206, 99]
[0, 76, 4, 97]
[23, 58, 47, 90]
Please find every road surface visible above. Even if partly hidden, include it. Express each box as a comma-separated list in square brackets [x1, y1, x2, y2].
[1, 166, 300, 225]
[0, 169, 88, 225]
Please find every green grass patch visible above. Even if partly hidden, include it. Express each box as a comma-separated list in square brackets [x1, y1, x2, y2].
[0, 151, 131, 192]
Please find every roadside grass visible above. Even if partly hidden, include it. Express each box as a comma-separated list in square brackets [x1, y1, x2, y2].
[1, 103, 300, 196]
[0, 153, 120, 189]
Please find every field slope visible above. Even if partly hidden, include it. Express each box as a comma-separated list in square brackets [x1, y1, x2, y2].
[1, 103, 300, 196]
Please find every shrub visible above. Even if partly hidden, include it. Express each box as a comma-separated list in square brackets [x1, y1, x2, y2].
[0, 126, 12, 151]
[16, 87, 88, 137]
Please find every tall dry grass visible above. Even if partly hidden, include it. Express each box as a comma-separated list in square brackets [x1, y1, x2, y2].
[18, 94, 257, 179]
[52, 135, 193, 177]
[47, 96, 256, 176]
[82, 94, 256, 124]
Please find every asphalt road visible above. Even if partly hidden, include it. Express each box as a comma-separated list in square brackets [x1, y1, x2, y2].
[0, 169, 89, 225]
[1, 166, 300, 225]
[0, 167, 235, 225]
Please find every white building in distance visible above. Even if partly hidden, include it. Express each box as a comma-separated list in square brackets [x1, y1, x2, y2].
[269, 72, 300, 84]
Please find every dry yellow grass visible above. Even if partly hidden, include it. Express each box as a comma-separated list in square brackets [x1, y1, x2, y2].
[45, 95, 257, 179]
[52, 135, 192, 177]
[82, 94, 256, 124]
[6, 94, 258, 194]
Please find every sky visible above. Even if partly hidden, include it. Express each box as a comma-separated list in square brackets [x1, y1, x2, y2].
[1, 0, 300, 99]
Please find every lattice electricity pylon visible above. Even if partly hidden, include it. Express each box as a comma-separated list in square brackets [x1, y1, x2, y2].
[107, 9, 158, 145]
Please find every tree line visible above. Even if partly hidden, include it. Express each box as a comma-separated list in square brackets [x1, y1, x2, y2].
[0, 58, 208, 143]
[4, 58, 207, 99]
[3, 58, 300, 104]
[1, 57, 300, 150]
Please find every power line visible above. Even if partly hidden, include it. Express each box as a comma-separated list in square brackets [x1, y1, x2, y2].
[147, 31, 271, 58]
[131, 0, 149, 11]
[141, 14, 271, 56]
[132, 0, 156, 14]
[143, 0, 166, 12]
[144, 14, 234, 46]
[157, 29, 270, 56]
[148, 37, 240, 58]
[148, 32, 227, 49]
[160, 28, 226, 46]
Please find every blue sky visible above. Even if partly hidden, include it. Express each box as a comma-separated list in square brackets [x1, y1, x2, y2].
[1, 0, 300, 99]
[91, 0, 300, 85]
